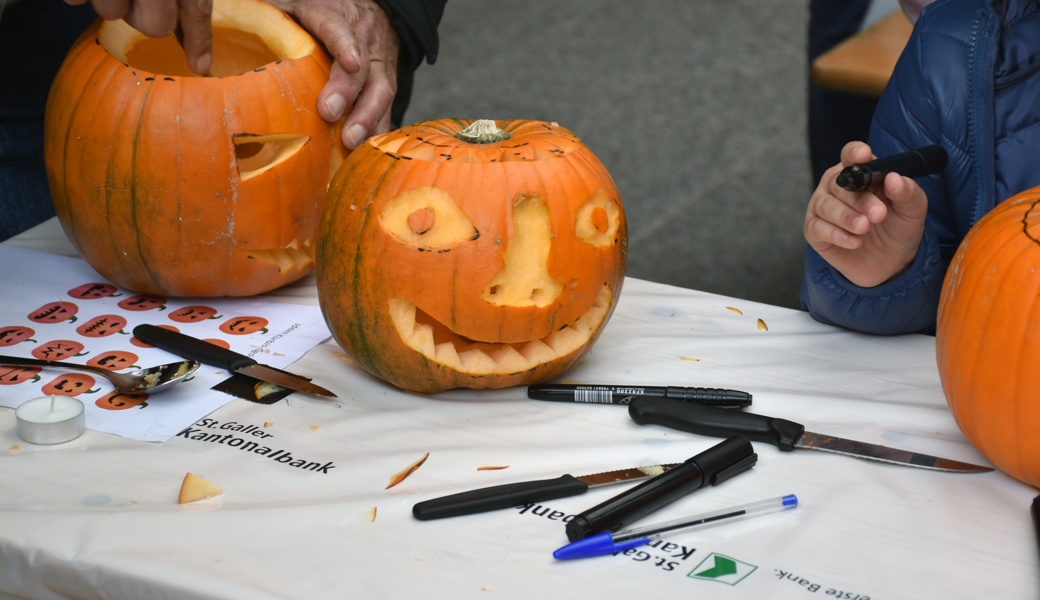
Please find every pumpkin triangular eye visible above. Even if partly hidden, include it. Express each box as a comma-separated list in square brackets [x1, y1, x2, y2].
[233, 133, 310, 180]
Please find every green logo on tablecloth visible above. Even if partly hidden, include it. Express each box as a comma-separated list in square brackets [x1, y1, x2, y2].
[688, 553, 757, 585]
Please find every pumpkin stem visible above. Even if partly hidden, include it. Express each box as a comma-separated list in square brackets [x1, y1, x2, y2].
[456, 120, 511, 144]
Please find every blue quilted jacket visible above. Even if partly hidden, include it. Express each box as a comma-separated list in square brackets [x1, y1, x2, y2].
[801, 0, 1040, 334]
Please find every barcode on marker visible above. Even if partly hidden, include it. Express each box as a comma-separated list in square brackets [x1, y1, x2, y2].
[575, 388, 614, 403]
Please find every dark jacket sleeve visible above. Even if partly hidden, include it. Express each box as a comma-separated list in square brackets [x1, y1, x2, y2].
[372, 0, 448, 126]
[799, 2, 959, 335]
[372, 0, 447, 71]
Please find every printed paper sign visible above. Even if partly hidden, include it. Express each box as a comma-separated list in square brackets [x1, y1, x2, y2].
[0, 245, 331, 442]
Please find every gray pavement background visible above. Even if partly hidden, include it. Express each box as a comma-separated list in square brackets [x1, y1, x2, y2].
[405, 1, 814, 309]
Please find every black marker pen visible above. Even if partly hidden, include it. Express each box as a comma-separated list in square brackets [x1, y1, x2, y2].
[527, 383, 751, 409]
[836, 144, 947, 191]
[564, 436, 758, 541]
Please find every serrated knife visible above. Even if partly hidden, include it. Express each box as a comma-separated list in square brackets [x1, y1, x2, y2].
[628, 397, 992, 473]
[412, 463, 679, 520]
[133, 324, 335, 398]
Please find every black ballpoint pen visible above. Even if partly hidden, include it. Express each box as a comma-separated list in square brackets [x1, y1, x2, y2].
[836, 145, 947, 191]
[527, 383, 751, 409]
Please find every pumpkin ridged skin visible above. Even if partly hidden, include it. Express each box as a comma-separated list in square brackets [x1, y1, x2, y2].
[44, 0, 345, 297]
[317, 119, 627, 393]
[936, 186, 1040, 487]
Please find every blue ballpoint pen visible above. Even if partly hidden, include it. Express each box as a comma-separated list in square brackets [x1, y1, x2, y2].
[553, 494, 798, 560]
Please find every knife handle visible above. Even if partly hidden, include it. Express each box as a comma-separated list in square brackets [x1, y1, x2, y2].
[133, 324, 257, 371]
[628, 397, 804, 451]
[412, 475, 590, 521]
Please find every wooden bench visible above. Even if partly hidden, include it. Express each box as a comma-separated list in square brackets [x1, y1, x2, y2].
[811, 9, 914, 96]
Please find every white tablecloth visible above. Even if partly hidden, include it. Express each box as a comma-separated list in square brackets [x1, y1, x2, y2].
[1, 219, 1035, 600]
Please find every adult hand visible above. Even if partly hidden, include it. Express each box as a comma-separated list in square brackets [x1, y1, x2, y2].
[269, 0, 400, 149]
[803, 141, 929, 288]
[63, 0, 214, 76]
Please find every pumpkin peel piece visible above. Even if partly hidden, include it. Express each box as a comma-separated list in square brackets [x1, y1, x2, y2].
[386, 452, 430, 489]
[178, 473, 223, 504]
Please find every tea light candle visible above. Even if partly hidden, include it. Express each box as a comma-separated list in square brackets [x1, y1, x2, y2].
[15, 395, 86, 445]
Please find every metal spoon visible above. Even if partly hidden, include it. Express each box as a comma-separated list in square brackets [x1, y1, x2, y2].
[0, 355, 200, 394]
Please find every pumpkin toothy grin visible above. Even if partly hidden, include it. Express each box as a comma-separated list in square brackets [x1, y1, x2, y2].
[389, 285, 613, 374]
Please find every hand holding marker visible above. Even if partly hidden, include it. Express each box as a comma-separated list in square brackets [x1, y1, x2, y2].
[836, 145, 947, 191]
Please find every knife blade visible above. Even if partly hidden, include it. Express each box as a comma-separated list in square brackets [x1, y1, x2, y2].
[133, 324, 336, 398]
[412, 463, 680, 520]
[628, 397, 992, 473]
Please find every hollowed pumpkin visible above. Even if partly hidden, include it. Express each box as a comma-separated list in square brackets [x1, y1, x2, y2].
[44, 0, 347, 297]
[937, 184, 1040, 486]
[316, 119, 627, 393]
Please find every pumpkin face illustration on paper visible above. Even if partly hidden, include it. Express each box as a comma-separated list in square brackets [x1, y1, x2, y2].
[76, 315, 128, 338]
[42, 373, 97, 396]
[68, 283, 120, 299]
[169, 306, 222, 323]
[118, 294, 167, 311]
[0, 326, 35, 347]
[0, 366, 41, 385]
[96, 392, 148, 410]
[32, 339, 87, 361]
[28, 302, 78, 324]
[44, 0, 348, 297]
[316, 119, 627, 393]
[219, 316, 269, 335]
[87, 351, 139, 371]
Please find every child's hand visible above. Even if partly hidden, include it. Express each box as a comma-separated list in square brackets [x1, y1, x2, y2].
[804, 141, 929, 287]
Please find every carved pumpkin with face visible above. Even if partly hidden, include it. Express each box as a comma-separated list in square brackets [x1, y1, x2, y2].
[316, 119, 627, 393]
[44, 0, 347, 297]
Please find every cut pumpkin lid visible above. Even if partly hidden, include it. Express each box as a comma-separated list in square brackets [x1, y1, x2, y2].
[370, 119, 584, 163]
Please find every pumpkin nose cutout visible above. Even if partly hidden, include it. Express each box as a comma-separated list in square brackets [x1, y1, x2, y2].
[483, 194, 563, 308]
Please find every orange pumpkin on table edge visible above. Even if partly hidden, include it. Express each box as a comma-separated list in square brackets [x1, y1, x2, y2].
[316, 119, 627, 393]
[44, 0, 347, 297]
[937, 184, 1040, 487]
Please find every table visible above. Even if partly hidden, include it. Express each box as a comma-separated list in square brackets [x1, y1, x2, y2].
[811, 9, 914, 96]
[1, 219, 1036, 600]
